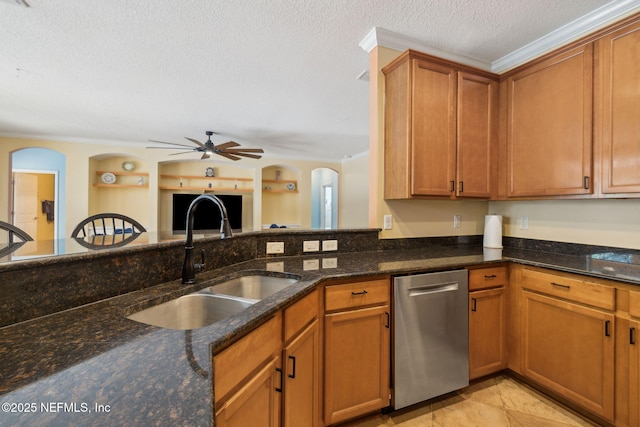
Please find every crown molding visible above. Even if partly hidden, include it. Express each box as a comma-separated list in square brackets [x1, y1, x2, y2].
[359, 0, 640, 74]
[493, 0, 640, 72]
[359, 27, 492, 71]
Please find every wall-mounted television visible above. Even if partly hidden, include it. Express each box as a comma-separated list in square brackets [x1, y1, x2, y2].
[172, 194, 243, 232]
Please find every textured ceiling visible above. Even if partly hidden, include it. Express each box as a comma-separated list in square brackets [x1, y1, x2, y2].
[0, 0, 637, 161]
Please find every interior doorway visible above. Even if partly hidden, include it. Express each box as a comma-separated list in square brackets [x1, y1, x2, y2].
[12, 170, 57, 242]
[311, 168, 338, 229]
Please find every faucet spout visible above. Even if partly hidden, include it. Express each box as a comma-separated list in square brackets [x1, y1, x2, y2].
[182, 194, 234, 284]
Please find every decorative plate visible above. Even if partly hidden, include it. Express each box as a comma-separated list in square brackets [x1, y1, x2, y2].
[287, 183, 296, 190]
[122, 161, 136, 171]
[101, 172, 117, 184]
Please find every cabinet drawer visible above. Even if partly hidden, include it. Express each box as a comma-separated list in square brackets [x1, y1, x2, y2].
[284, 289, 319, 342]
[325, 278, 390, 312]
[630, 290, 640, 319]
[521, 268, 615, 311]
[469, 266, 507, 290]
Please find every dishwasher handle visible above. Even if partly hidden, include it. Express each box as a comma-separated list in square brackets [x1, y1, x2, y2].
[407, 281, 459, 297]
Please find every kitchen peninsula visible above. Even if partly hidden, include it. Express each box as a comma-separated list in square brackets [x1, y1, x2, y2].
[1, 229, 639, 426]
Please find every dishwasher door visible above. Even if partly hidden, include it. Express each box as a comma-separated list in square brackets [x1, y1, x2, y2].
[393, 269, 468, 410]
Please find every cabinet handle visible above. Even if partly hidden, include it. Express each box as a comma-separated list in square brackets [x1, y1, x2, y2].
[583, 176, 589, 190]
[288, 356, 296, 379]
[471, 298, 477, 312]
[605, 320, 611, 337]
[450, 181, 455, 192]
[631, 327, 636, 345]
[484, 274, 497, 279]
[550, 282, 570, 289]
[459, 181, 464, 193]
[351, 290, 368, 296]
[275, 368, 283, 392]
[385, 312, 390, 329]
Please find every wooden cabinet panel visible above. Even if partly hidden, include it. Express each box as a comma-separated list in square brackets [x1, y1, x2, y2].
[284, 289, 318, 342]
[383, 50, 498, 200]
[456, 72, 497, 198]
[468, 265, 507, 291]
[410, 59, 457, 197]
[469, 287, 506, 379]
[283, 320, 319, 427]
[506, 44, 593, 197]
[215, 355, 281, 427]
[324, 278, 389, 312]
[214, 314, 282, 404]
[324, 304, 390, 425]
[521, 290, 614, 420]
[630, 317, 640, 427]
[600, 21, 640, 194]
[520, 267, 615, 310]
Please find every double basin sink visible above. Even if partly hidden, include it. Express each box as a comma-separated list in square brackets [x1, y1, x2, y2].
[127, 274, 299, 330]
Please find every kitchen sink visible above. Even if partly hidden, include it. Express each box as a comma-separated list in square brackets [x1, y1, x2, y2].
[127, 273, 300, 330]
[201, 274, 300, 301]
[127, 293, 254, 330]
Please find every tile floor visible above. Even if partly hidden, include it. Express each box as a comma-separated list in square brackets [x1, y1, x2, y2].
[344, 375, 600, 426]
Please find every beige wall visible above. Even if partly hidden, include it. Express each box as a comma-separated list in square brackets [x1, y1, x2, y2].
[1, 137, 360, 236]
[340, 154, 369, 228]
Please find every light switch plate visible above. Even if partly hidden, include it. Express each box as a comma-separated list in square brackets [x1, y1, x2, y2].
[322, 240, 338, 251]
[266, 241, 285, 254]
[303, 240, 320, 252]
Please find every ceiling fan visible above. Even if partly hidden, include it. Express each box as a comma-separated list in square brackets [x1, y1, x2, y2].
[147, 131, 264, 161]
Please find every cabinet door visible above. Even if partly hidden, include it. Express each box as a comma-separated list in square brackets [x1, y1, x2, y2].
[521, 290, 614, 420]
[600, 21, 640, 194]
[411, 59, 457, 197]
[630, 318, 639, 427]
[469, 287, 506, 379]
[283, 320, 319, 427]
[215, 356, 281, 427]
[456, 72, 497, 198]
[324, 305, 390, 425]
[506, 44, 593, 197]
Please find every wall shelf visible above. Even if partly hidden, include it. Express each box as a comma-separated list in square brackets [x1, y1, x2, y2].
[158, 186, 253, 192]
[262, 179, 298, 193]
[96, 170, 149, 177]
[93, 183, 149, 188]
[159, 174, 254, 193]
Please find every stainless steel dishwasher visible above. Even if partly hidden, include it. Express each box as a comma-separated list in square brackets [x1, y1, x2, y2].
[393, 269, 468, 409]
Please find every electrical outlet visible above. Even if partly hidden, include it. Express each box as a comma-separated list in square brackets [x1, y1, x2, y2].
[266, 241, 285, 254]
[454, 215, 461, 228]
[383, 215, 392, 230]
[322, 240, 338, 251]
[303, 240, 320, 252]
[519, 216, 529, 230]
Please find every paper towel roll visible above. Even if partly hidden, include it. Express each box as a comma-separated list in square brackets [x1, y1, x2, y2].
[483, 215, 503, 249]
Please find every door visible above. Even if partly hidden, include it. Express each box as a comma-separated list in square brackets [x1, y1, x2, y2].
[283, 320, 319, 427]
[13, 171, 56, 242]
[521, 290, 614, 420]
[600, 21, 640, 194]
[507, 44, 593, 197]
[469, 287, 506, 379]
[324, 305, 390, 425]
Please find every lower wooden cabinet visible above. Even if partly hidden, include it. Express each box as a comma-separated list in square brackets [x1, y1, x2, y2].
[469, 287, 506, 379]
[323, 277, 391, 426]
[627, 290, 640, 427]
[215, 355, 282, 427]
[283, 320, 320, 427]
[521, 289, 615, 421]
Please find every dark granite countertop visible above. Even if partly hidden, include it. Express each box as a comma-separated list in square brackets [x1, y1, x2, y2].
[1, 242, 638, 426]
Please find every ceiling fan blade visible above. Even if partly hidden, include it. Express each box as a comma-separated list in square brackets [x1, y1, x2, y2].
[225, 148, 265, 153]
[216, 152, 242, 161]
[201, 152, 211, 160]
[168, 151, 198, 156]
[148, 140, 197, 149]
[146, 146, 194, 150]
[214, 141, 241, 150]
[224, 151, 262, 159]
[184, 137, 205, 147]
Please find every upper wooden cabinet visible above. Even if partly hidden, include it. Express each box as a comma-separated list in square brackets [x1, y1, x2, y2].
[383, 50, 498, 199]
[599, 20, 640, 195]
[505, 44, 594, 198]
